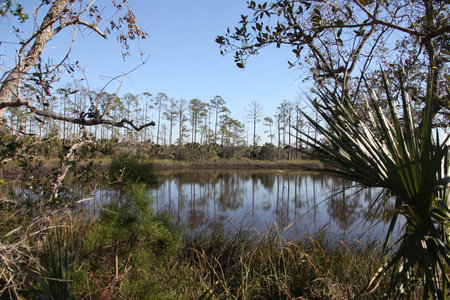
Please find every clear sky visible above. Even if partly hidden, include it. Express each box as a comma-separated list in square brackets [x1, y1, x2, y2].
[2, 0, 310, 143]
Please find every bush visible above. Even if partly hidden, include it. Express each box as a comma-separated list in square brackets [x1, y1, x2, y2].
[257, 143, 278, 160]
[75, 183, 180, 299]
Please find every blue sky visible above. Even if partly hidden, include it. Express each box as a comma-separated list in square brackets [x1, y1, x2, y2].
[2, 0, 309, 143]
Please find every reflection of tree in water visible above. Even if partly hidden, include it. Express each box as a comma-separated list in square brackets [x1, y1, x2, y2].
[185, 181, 208, 230]
[186, 209, 206, 230]
[153, 170, 385, 238]
[272, 173, 295, 228]
[217, 173, 244, 212]
[292, 174, 305, 210]
[258, 173, 275, 191]
[252, 172, 276, 212]
[277, 173, 331, 228]
[326, 179, 363, 230]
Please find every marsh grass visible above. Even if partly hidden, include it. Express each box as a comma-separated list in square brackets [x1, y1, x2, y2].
[168, 226, 393, 299]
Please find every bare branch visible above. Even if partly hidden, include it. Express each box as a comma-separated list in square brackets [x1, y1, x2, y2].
[49, 127, 93, 201]
[353, 0, 424, 37]
[55, 18, 107, 38]
[0, 121, 36, 136]
[0, 99, 156, 131]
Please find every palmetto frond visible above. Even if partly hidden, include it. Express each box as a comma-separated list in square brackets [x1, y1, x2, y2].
[296, 71, 450, 299]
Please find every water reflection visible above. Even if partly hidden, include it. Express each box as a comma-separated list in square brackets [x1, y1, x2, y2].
[153, 170, 393, 241]
[5, 169, 395, 241]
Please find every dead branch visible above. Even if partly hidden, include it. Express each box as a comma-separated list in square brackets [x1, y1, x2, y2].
[0, 99, 156, 131]
[49, 127, 93, 201]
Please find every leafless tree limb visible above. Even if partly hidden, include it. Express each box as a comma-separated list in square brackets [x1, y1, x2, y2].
[0, 99, 155, 131]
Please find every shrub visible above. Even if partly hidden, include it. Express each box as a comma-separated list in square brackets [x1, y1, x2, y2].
[257, 143, 278, 160]
[75, 182, 180, 299]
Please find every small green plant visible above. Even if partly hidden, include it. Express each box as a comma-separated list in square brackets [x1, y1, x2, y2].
[32, 228, 77, 300]
[75, 182, 180, 299]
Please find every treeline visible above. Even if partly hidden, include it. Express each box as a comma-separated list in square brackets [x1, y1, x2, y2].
[6, 82, 313, 161]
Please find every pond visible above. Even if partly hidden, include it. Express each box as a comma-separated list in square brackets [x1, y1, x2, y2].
[149, 169, 397, 242]
[8, 168, 398, 242]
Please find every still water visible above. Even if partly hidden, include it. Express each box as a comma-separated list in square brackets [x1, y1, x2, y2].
[150, 169, 395, 242]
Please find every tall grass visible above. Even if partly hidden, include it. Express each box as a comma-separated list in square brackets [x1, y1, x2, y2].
[169, 226, 389, 299]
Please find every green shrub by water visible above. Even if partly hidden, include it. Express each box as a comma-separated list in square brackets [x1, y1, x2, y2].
[74, 182, 180, 299]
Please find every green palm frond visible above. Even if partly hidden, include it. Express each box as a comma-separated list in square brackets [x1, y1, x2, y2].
[28, 226, 77, 300]
[296, 70, 450, 299]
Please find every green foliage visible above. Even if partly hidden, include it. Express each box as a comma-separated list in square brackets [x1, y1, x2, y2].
[0, 0, 28, 22]
[92, 183, 178, 252]
[0, 134, 23, 164]
[108, 153, 158, 188]
[217, 145, 246, 160]
[75, 182, 180, 299]
[31, 227, 77, 300]
[96, 139, 116, 156]
[256, 143, 278, 160]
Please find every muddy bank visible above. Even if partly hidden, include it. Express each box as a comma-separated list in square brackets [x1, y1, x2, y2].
[152, 161, 320, 171]
[0, 159, 322, 179]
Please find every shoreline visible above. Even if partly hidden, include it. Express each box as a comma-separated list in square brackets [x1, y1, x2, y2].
[0, 158, 322, 179]
[152, 160, 320, 171]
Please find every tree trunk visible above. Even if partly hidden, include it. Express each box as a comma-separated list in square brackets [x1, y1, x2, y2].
[0, 0, 71, 118]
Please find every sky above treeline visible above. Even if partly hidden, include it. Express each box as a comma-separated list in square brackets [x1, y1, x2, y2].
[2, 1, 310, 143]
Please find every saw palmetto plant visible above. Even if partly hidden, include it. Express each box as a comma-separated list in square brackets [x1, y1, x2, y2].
[297, 70, 450, 299]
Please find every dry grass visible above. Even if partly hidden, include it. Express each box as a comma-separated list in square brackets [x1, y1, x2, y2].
[168, 227, 391, 299]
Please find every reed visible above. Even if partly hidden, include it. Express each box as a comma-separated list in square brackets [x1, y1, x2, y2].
[169, 226, 391, 299]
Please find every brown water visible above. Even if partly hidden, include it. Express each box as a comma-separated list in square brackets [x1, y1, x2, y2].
[151, 169, 397, 242]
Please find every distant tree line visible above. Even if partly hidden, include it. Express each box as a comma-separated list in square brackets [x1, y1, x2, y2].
[5, 81, 315, 161]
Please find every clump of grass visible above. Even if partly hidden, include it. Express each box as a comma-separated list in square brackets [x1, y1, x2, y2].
[168, 225, 392, 299]
[30, 222, 77, 300]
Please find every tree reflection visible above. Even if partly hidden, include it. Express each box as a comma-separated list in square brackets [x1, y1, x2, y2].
[326, 180, 362, 230]
[217, 173, 244, 211]
[152, 170, 388, 240]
